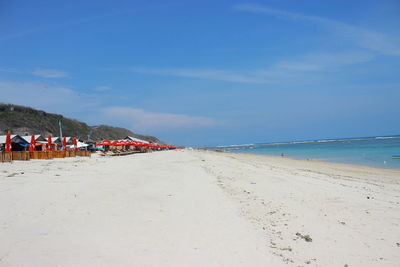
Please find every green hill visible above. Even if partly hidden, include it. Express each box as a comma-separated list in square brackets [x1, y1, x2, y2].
[0, 103, 162, 143]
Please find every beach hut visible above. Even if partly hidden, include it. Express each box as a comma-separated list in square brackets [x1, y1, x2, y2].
[22, 135, 53, 151]
[124, 136, 150, 144]
[50, 137, 61, 150]
[124, 136, 151, 151]
[57, 137, 73, 146]
[0, 134, 29, 151]
[20, 135, 47, 151]
[56, 137, 75, 150]
[20, 134, 46, 143]
[68, 140, 89, 150]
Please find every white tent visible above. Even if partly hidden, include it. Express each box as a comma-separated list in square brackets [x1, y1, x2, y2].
[124, 136, 150, 144]
[0, 135, 17, 144]
[68, 141, 89, 148]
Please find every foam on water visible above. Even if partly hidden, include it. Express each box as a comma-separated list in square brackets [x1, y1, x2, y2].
[221, 136, 400, 169]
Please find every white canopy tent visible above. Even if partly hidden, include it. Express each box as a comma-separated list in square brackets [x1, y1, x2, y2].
[68, 141, 89, 149]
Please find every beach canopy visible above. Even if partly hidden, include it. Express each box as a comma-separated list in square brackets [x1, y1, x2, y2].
[93, 139, 182, 149]
[5, 133, 11, 152]
[29, 134, 36, 151]
[111, 140, 120, 146]
[97, 140, 111, 146]
[119, 140, 127, 146]
[68, 141, 88, 148]
[124, 136, 150, 144]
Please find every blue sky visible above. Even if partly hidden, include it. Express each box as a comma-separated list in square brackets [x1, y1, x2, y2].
[1, 0, 399, 146]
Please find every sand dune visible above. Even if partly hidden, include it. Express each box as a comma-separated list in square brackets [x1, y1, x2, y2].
[1, 150, 399, 266]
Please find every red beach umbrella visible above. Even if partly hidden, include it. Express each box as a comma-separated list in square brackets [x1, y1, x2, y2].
[73, 138, 78, 151]
[29, 134, 36, 151]
[47, 135, 52, 151]
[63, 137, 67, 151]
[111, 140, 123, 146]
[5, 133, 11, 152]
[96, 140, 111, 146]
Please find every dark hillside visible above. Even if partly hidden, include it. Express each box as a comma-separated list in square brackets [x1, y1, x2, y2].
[0, 104, 162, 143]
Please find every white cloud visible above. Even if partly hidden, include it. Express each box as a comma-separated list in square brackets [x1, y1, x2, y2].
[101, 106, 218, 131]
[94, 85, 112, 91]
[0, 79, 219, 133]
[272, 51, 374, 72]
[130, 50, 373, 84]
[132, 67, 269, 84]
[233, 4, 400, 56]
[0, 80, 99, 117]
[124, 5, 398, 84]
[31, 68, 69, 78]
[0, 9, 140, 42]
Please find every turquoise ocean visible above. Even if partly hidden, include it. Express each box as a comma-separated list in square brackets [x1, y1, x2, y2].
[221, 136, 400, 169]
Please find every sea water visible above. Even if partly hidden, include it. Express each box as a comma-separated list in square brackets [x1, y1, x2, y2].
[223, 136, 400, 169]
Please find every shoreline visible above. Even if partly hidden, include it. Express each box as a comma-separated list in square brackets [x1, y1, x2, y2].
[1, 149, 399, 266]
[209, 148, 400, 171]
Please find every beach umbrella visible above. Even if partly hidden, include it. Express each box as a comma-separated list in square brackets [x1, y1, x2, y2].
[124, 141, 130, 145]
[5, 133, 11, 152]
[47, 135, 53, 151]
[119, 140, 127, 146]
[73, 138, 78, 151]
[29, 134, 36, 151]
[63, 137, 67, 151]
[96, 140, 111, 146]
[111, 140, 123, 146]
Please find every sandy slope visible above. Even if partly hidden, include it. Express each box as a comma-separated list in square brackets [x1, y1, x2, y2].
[0, 150, 399, 266]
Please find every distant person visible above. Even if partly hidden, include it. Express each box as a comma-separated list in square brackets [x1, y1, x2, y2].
[281, 153, 284, 157]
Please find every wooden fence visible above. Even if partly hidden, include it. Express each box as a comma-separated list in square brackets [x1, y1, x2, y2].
[12, 151, 30, 161]
[76, 151, 91, 157]
[29, 151, 53, 160]
[53, 151, 66, 158]
[0, 150, 90, 163]
[0, 152, 12, 163]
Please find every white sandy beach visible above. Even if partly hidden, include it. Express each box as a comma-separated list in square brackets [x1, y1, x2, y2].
[1, 150, 399, 266]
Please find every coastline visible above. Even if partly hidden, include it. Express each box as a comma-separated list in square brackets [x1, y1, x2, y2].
[220, 149, 400, 172]
[1, 150, 399, 266]
[215, 136, 400, 170]
[219, 149, 400, 170]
